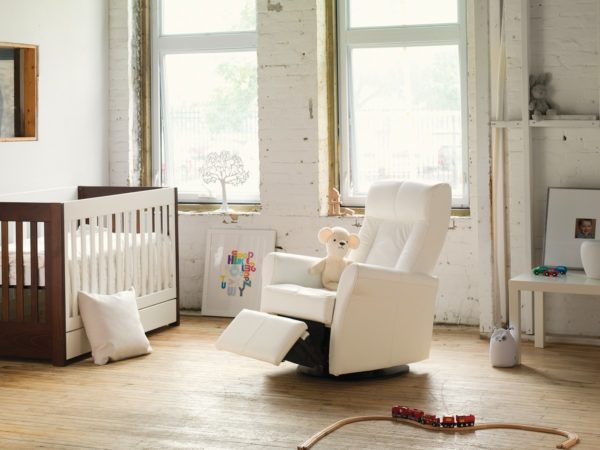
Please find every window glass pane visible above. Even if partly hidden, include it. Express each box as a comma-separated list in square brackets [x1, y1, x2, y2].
[162, 52, 258, 202]
[348, 0, 457, 28]
[161, 0, 256, 35]
[348, 45, 463, 200]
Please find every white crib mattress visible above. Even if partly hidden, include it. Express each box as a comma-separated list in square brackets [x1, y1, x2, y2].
[0, 228, 173, 290]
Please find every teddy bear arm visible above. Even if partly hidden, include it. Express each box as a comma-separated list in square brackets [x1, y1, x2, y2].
[322, 280, 339, 291]
[309, 258, 326, 275]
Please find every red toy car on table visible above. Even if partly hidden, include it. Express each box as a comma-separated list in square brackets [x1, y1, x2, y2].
[532, 265, 568, 277]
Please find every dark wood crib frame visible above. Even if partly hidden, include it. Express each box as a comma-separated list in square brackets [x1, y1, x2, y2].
[0, 186, 180, 366]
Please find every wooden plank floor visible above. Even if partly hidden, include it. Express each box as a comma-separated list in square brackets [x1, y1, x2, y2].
[0, 316, 599, 449]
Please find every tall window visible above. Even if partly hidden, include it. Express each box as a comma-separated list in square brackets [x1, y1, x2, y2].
[152, 0, 259, 204]
[337, 0, 468, 207]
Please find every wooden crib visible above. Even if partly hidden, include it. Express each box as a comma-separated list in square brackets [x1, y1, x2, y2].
[0, 186, 179, 365]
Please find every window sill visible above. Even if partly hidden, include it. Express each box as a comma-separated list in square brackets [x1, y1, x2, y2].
[178, 203, 261, 215]
[331, 207, 470, 218]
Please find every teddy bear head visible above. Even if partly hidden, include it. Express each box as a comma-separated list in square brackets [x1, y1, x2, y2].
[529, 73, 551, 100]
[317, 226, 360, 259]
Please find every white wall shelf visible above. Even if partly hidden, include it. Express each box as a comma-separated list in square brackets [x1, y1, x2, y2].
[529, 120, 600, 128]
[491, 120, 600, 129]
[490, 120, 522, 128]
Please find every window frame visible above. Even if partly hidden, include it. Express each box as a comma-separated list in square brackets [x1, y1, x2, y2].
[150, 0, 258, 205]
[336, 0, 469, 208]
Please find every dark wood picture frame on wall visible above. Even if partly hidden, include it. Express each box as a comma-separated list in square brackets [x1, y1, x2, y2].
[0, 42, 38, 142]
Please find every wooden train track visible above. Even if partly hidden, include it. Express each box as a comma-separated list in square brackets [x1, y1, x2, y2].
[297, 415, 580, 450]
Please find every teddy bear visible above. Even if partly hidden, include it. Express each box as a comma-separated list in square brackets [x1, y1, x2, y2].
[309, 226, 360, 291]
[529, 73, 557, 120]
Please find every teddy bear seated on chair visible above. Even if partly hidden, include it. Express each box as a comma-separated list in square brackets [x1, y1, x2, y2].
[309, 226, 360, 291]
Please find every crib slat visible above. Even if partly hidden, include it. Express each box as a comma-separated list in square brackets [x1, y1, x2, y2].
[146, 208, 153, 294]
[162, 205, 168, 290]
[154, 207, 162, 291]
[124, 211, 131, 290]
[1, 221, 8, 321]
[81, 219, 88, 293]
[131, 210, 138, 293]
[116, 213, 123, 292]
[70, 219, 79, 318]
[107, 214, 113, 294]
[99, 215, 107, 294]
[30, 221, 39, 322]
[89, 217, 97, 293]
[140, 209, 148, 296]
[15, 221, 24, 321]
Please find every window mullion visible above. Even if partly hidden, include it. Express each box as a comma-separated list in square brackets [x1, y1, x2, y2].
[157, 32, 257, 52]
[345, 24, 460, 47]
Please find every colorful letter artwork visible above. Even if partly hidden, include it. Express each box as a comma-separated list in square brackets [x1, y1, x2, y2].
[220, 250, 256, 297]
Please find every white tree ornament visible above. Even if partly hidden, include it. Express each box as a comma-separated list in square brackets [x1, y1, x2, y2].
[201, 151, 249, 213]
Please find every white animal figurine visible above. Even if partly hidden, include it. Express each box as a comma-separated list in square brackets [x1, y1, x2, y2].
[309, 226, 360, 291]
[489, 328, 518, 368]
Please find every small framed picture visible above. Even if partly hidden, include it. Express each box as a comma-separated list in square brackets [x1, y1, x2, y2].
[544, 188, 600, 269]
[201, 228, 276, 317]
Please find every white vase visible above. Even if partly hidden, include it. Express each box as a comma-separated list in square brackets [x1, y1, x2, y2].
[580, 240, 600, 279]
[489, 328, 518, 368]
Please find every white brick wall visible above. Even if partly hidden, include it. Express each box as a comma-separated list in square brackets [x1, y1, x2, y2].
[108, 0, 130, 186]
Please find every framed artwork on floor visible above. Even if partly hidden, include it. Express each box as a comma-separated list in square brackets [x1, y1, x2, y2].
[201, 228, 276, 317]
[543, 187, 600, 269]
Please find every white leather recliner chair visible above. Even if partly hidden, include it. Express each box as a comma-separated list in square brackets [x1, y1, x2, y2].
[216, 180, 451, 377]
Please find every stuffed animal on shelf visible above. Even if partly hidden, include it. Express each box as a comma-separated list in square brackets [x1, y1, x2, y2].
[529, 73, 557, 120]
[309, 226, 360, 290]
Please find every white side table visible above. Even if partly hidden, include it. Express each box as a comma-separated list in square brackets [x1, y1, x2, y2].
[508, 270, 600, 364]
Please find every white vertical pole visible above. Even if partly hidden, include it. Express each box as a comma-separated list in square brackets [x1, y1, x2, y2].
[490, 0, 508, 325]
[520, 0, 534, 334]
[470, 0, 495, 333]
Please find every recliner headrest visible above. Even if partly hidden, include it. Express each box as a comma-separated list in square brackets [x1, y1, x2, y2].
[365, 180, 451, 223]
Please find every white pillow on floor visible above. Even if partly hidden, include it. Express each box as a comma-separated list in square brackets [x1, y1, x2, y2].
[78, 288, 152, 365]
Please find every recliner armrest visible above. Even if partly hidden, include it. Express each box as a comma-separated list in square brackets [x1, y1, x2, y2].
[262, 252, 324, 289]
[329, 262, 439, 376]
[337, 262, 437, 297]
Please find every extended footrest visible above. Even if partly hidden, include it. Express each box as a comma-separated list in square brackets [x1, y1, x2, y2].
[215, 309, 308, 365]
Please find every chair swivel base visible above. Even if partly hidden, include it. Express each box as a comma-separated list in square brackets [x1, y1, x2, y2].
[296, 364, 410, 380]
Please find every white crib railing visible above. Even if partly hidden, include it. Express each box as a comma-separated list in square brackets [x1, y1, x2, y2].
[63, 189, 177, 337]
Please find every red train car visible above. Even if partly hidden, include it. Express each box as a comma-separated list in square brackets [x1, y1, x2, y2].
[391, 406, 424, 421]
[441, 416, 456, 428]
[421, 414, 441, 427]
[456, 414, 476, 427]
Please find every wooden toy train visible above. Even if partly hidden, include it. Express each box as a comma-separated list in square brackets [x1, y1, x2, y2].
[391, 406, 475, 428]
